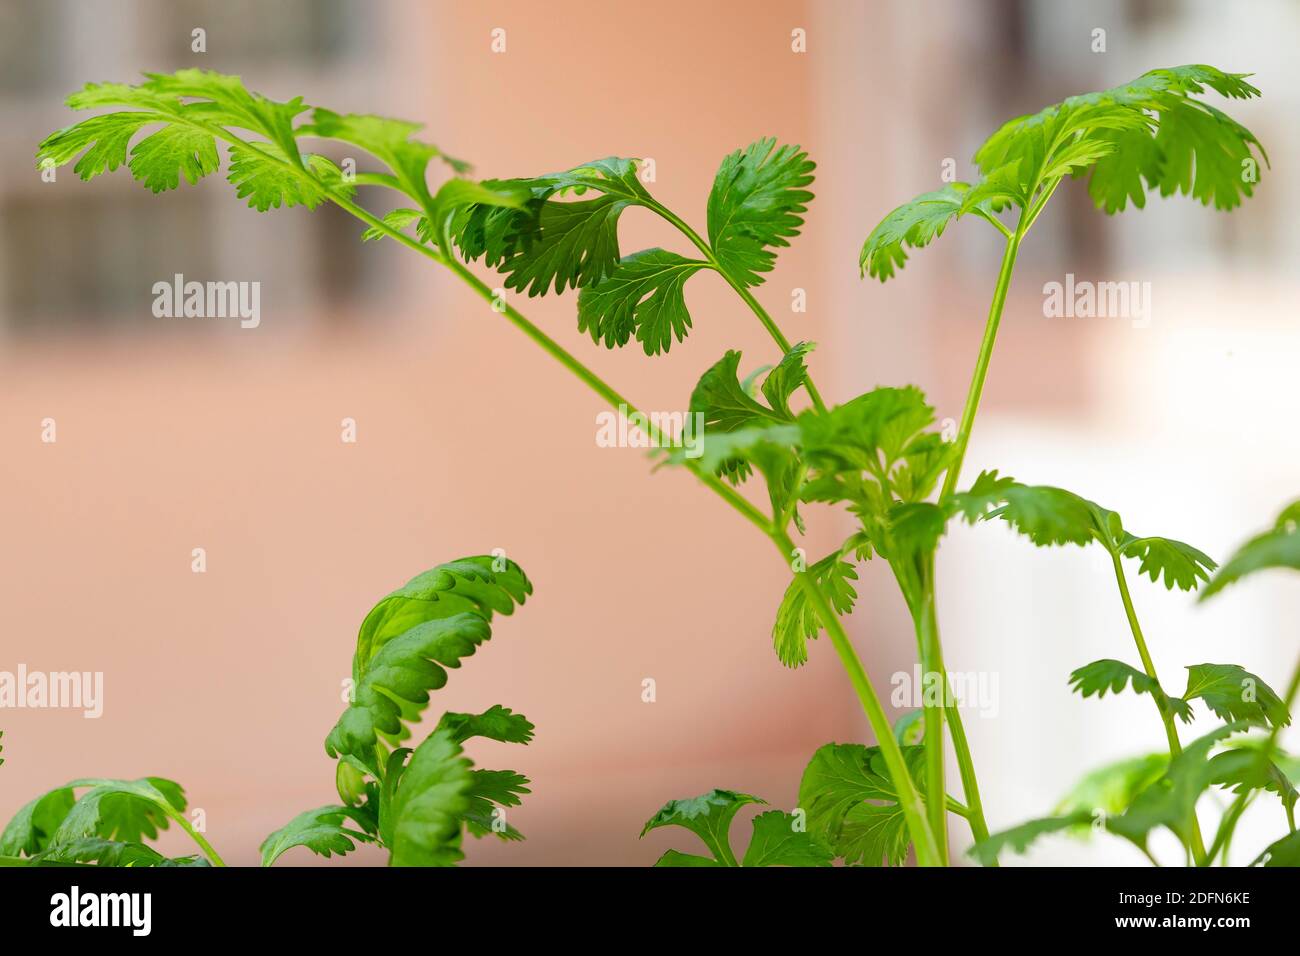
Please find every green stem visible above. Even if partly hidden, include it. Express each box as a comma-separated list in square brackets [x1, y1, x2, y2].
[166, 807, 226, 867]
[647, 202, 827, 413]
[1108, 550, 1207, 866]
[917, 586, 949, 864]
[775, 531, 942, 866]
[921, 587, 995, 858]
[939, 214, 1024, 502]
[919, 212, 1028, 865]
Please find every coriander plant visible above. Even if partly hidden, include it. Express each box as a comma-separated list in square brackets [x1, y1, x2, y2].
[1, 556, 536, 866]
[28, 64, 1294, 867]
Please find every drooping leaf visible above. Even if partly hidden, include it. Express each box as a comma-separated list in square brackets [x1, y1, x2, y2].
[1069, 659, 1160, 700]
[1118, 534, 1216, 592]
[859, 184, 977, 281]
[1201, 501, 1300, 600]
[1182, 663, 1290, 728]
[969, 810, 1096, 866]
[260, 804, 377, 866]
[0, 787, 77, 857]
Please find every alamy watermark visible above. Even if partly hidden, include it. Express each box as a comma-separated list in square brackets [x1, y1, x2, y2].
[890, 665, 999, 719]
[152, 273, 260, 328]
[1043, 273, 1152, 329]
[595, 405, 704, 459]
[0, 665, 103, 718]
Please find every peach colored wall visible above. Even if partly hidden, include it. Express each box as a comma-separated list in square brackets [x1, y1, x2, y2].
[1, 0, 865, 866]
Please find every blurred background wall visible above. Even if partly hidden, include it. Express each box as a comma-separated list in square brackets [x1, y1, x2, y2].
[0, 0, 1295, 865]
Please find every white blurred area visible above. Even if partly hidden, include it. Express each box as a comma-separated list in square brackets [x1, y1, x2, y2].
[815, 0, 1299, 864]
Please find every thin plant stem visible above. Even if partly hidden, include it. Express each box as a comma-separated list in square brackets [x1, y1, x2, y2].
[1109, 551, 1208, 866]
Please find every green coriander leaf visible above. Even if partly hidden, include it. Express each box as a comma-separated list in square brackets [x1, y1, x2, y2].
[227, 142, 328, 211]
[437, 705, 535, 745]
[799, 743, 928, 866]
[988, 484, 1105, 547]
[947, 469, 1017, 524]
[707, 138, 815, 287]
[576, 248, 708, 354]
[1253, 829, 1300, 867]
[640, 789, 765, 866]
[128, 122, 220, 192]
[772, 556, 858, 668]
[653, 849, 723, 867]
[360, 207, 423, 242]
[741, 811, 833, 867]
[859, 183, 969, 281]
[1069, 659, 1160, 700]
[835, 801, 912, 867]
[761, 342, 815, 419]
[0, 787, 76, 857]
[1182, 663, 1290, 728]
[1118, 534, 1217, 592]
[260, 804, 377, 866]
[1201, 500, 1300, 600]
[299, 108, 465, 207]
[1054, 753, 1168, 819]
[386, 729, 474, 867]
[1107, 723, 1248, 848]
[969, 810, 1096, 865]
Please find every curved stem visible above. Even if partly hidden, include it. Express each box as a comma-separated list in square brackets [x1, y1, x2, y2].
[1109, 550, 1208, 866]
[166, 808, 226, 867]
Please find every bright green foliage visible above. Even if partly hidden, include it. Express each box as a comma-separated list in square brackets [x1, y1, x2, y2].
[973, 724, 1250, 862]
[799, 742, 928, 866]
[860, 183, 1006, 280]
[969, 810, 1096, 865]
[0, 777, 205, 867]
[35, 69, 493, 237]
[641, 789, 829, 867]
[1055, 753, 1168, 820]
[1069, 659, 1192, 723]
[293, 557, 536, 866]
[577, 248, 708, 354]
[979, 480, 1217, 589]
[385, 730, 475, 866]
[1182, 663, 1290, 728]
[326, 557, 532, 774]
[772, 555, 858, 667]
[863, 64, 1266, 280]
[259, 805, 377, 866]
[707, 138, 815, 287]
[1201, 500, 1300, 599]
[1254, 829, 1300, 866]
